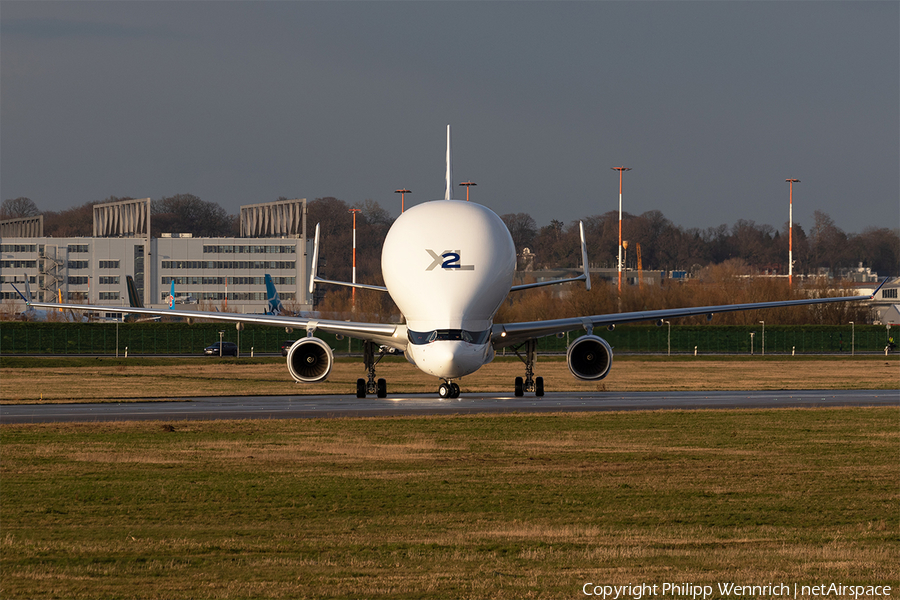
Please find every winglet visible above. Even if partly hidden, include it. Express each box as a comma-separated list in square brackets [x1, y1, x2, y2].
[579, 221, 591, 291]
[309, 223, 321, 295]
[11, 276, 30, 305]
[869, 278, 889, 299]
[444, 125, 452, 200]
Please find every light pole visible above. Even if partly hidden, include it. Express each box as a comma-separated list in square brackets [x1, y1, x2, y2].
[759, 321, 765, 355]
[612, 166, 631, 293]
[459, 181, 477, 201]
[395, 188, 411, 213]
[665, 320, 671, 356]
[849, 321, 854, 356]
[349, 208, 361, 309]
[218, 330, 224, 357]
[786, 179, 800, 287]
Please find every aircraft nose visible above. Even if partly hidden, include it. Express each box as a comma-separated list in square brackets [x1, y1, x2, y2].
[415, 341, 486, 379]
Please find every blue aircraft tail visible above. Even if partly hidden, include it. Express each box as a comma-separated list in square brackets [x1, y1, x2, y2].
[265, 274, 285, 315]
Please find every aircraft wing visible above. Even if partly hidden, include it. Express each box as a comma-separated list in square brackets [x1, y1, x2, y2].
[25, 301, 408, 351]
[491, 284, 883, 349]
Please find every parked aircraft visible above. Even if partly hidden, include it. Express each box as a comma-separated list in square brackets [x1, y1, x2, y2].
[24, 127, 882, 398]
[11, 281, 87, 322]
[264, 274, 285, 315]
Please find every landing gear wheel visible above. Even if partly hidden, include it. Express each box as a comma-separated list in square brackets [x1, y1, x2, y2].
[535, 376, 544, 397]
[450, 382, 460, 398]
[356, 378, 366, 399]
[514, 376, 524, 397]
[439, 383, 451, 398]
[376, 378, 387, 398]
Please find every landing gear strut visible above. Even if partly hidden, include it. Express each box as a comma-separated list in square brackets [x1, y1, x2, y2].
[439, 381, 460, 398]
[512, 339, 544, 397]
[356, 341, 388, 398]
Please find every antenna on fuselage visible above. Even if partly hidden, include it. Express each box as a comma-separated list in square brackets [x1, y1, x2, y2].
[444, 124, 452, 200]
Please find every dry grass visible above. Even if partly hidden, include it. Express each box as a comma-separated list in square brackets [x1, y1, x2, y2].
[1, 356, 897, 403]
[1, 409, 897, 599]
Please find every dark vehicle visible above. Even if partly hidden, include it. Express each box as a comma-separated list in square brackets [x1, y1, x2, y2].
[204, 341, 238, 356]
[281, 340, 297, 356]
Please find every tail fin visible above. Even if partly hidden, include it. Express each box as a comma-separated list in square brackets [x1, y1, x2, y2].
[126, 276, 144, 308]
[445, 124, 452, 200]
[264, 274, 285, 315]
[167, 281, 175, 308]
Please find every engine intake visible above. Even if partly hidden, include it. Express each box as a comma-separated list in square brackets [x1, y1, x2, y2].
[286, 337, 334, 383]
[566, 335, 613, 381]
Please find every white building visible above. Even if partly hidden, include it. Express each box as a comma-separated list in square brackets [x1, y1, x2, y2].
[1, 198, 313, 316]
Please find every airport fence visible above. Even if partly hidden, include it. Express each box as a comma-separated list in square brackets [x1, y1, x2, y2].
[0, 321, 893, 356]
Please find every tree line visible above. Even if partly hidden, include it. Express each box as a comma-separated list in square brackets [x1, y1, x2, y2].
[3, 195, 897, 278]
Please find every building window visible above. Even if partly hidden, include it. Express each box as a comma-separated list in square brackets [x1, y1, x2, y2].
[99, 260, 120, 269]
[67, 261, 90, 269]
[0, 260, 37, 268]
[68, 276, 89, 285]
[99, 292, 120, 300]
[99, 276, 120, 285]
[884, 288, 898, 299]
[67, 244, 89, 253]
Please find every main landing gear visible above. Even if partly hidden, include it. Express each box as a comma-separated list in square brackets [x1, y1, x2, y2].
[438, 381, 461, 398]
[356, 341, 388, 398]
[512, 339, 544, 397]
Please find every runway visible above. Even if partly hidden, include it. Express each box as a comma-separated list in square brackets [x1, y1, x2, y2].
[1, 389, 896, 424]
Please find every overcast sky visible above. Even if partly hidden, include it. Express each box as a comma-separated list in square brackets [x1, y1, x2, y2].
[2, 1, 897, 234]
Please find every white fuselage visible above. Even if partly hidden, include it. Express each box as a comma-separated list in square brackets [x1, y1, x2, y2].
[381, 200, 516, 379]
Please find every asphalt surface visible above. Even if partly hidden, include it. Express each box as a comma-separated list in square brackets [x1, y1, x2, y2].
[1, 389, 896, 424]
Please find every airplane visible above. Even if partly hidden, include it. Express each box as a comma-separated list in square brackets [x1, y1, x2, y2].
[264, 274, 285, 315]
[23, 126, 884, 399]
[10, 280, 87, 322]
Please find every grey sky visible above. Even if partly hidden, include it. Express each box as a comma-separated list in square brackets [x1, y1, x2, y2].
[2, 1, 897, 234]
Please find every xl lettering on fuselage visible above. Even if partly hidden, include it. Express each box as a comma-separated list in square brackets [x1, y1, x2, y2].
[426, 250, 475, 271]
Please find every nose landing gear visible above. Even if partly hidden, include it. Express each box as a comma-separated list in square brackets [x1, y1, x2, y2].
[439, 381, 461, 398]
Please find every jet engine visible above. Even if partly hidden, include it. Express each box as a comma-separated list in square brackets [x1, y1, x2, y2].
[286, 337, 334, 383]
[566, 335, 613, 381]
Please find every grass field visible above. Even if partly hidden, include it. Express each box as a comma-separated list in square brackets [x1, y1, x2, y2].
[1, 408, 897, 599]
[1, 355, 898, 402]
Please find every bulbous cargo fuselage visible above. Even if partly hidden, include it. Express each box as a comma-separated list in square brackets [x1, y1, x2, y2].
[382, 200, 516, 379]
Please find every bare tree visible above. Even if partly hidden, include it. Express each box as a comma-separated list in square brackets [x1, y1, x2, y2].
[1, 197, 40, 220]
[500, 212, 538, 254]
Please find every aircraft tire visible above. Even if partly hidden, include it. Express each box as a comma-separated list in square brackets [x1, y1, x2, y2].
[356, 378, 367, 398]
[514, 377, 524, 397]
[535, 376, 544, 397]
[439, 383, 451, 398]
[450, 382, 460, 398]
[377, 378, 387, 398]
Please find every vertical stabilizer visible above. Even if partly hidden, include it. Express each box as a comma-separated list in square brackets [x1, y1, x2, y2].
[445, 125, 452, 200]
[126, 276, 144, 308]
[264, 274, 285, 315]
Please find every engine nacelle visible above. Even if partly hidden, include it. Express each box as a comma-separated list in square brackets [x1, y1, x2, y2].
[286, 337, 334, 383]
[566, 335, 613, 381]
